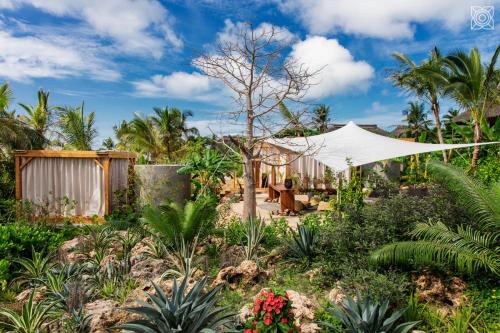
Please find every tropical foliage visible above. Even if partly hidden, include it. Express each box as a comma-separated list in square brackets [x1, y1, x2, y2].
[321, 292, 419, 333]
[57, 103, 97, 150]
[115, 276, 236, 333]
[142, 196, 217, 244]
[371, 161, 500, 276]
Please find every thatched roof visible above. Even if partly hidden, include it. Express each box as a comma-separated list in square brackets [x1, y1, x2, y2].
[454, 105, 500, 123]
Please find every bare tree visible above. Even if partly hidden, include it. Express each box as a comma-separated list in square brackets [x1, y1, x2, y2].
[194, 23, 316, 218]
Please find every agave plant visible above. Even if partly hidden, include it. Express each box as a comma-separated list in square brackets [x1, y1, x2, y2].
[115, 275, 236, 333]
[243, 217, 265, 260]
[371, 161, 500, 276]
[320, 292, 419, 333]
[289, 224, 316, 264]
[0, 290, 56, 333]
[116, 230, 142, 273]
[13, 249, 54, 287]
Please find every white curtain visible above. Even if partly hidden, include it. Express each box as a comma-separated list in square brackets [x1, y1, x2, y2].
[22, 157, 104, 216]
[109, 159, 130, 210]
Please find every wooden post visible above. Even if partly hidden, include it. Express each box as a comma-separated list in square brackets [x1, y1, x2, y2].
[285, 153, 290, 178]
[271, 166, 276, 185]
[103, 157, 110, 215]
[254, 161, 261, 188]
[15, 155, 22, 215]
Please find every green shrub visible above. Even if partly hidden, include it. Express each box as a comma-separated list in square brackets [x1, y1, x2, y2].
[0, 259, 9, 282]
[0, 223, 69, 260]
[337, 269, 410, 305]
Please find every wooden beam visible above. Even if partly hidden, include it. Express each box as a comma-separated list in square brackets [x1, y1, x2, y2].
[14, 150, 137, 159]
[271, 166, 276, 186]
[94, 159, 103, 169]
[20, 157, 33, 170]
[285, 153, 290, 178]
[15, 155, 21, 216]
[103, 157, 110, 215]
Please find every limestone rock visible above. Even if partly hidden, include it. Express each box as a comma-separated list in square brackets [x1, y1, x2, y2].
[415, 272, 467, 314]
[211, 260, 267, 289]
[294, 200, 305, 212]
[317, 201, 332, 211]
[327, 283, 346, 305]
[16, 287, 46, 303]
[85, 299, 139, 333]
[286, 290, 315, 325]
[58, 236, 86, 263]
[129, 258, 167, 282]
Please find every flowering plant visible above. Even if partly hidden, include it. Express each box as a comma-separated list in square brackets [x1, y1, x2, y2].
[244, 289, 300, 333]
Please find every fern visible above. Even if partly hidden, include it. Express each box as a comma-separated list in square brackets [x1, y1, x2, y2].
[371, 161, 500, 276]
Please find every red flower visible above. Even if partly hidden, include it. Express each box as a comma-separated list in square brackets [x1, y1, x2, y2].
[281, 317, 288, 324]
[245, 330, 252, 333]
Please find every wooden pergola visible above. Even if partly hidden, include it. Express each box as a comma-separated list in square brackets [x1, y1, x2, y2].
[15, 150, 136, 219]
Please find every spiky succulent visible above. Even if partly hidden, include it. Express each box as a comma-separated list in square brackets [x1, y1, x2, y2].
[115, 275, 236, 333]
[321, 292, 419, 333]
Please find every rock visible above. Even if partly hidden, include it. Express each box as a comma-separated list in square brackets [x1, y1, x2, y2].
[304, 268, 321, 282]
[219, 245, 245, 268]
[211, 260, 268, 289]
[286, 290, 315, 325]
[327, 282, 346, 305]
[58, 236, 86, 263]
[301, 323, 320, 333]
[85, 299, 139, 333]
[130, 237, 153, 263]
[294, 194, 310, 206]
[294, 200, 305, 212]
[414, 272, 467, 314]
[130, 258, 168, 282]
[317, 201, 332, 211]
[16, 287, 46, 303]
[126, 277, 196, 305]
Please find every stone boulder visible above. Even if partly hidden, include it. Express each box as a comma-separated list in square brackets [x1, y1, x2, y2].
[58, 236, 86, 263]
[211, 260, 268, 289]
[415, 273, 466, 307]
[85, 299, 139, 333]
[327, 282, 346, 305]
[130, 258, 168, 282]
[16, 287, 46, 303]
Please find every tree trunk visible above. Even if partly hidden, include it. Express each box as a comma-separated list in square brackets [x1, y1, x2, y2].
[471, 119, 481, 169]
[242, 153, 256, 219]
[431, 99, 447, 162]
[243, 92, 257, 219]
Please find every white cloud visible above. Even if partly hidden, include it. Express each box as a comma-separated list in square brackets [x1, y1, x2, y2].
[1, 0, 182, 57]
[0, 30, 120, 81]
[217, 19, 296, 45]
[132, 72, 228, 102]
[288, 36, 374, 99]
[337, 102, 403, 127]
[278, 0, 494, 39]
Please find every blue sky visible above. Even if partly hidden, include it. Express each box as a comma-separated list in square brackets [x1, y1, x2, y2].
[0, 0, 498, 146]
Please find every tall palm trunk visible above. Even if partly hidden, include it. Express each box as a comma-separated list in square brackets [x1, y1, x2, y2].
[431, 98, 447, 162]
[471, 117, 482, 169]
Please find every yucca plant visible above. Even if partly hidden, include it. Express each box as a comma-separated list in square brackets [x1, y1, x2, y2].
[114, 275, 237, 333]
[0, 290, 56, 333]
[162, 236, 199, 278]
[13, 249, 54, 287]
[289, 224, 316, 264]
[243, 217, 265, 260]
[371, 161, 500, 276]
[142, 196, 217, 244]
[320, 292, 419, 333]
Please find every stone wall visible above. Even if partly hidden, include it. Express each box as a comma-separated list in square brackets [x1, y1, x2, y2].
[134, 165, 190, 206]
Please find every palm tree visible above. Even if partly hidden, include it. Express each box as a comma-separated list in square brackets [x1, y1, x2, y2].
[402, 101, 432, 139]
[443, 108, 460, 124]
[391, 47, 448, 161]
[0, 84, 44, 156]
[118, 113, 164, 163]
[101, 137, 115, 150]
[151, 106, 185, 159]
[441, 46, 500, 168]
[312, 104, 330, 133]
[371, 161, 500, 276]
[57, 103, 97, 150]
[0, 82, 13, 113]
[18, 89, 54, 138]
[178, 109, 199, 139]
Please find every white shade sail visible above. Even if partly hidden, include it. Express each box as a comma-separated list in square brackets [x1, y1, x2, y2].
[266, 121, 498, 172]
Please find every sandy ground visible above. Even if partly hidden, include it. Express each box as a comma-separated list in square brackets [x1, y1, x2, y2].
[229, 190, 301, 226]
